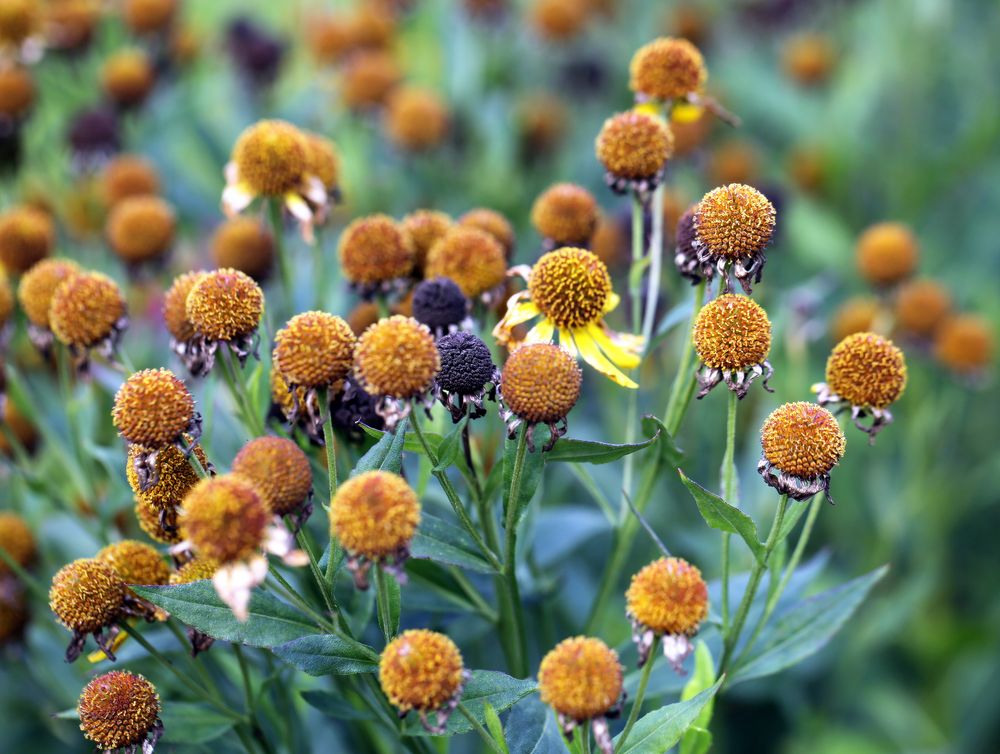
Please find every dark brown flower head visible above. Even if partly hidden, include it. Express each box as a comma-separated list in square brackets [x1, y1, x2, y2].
[231, 120, 308, 197]
[412, 277, 469, 334]
[102, 154, 160, 207]
[402, 209, 452, 272]
[596, 110, 673, 196]
[78, 671, 162, 752]
[758, 402, 845, 501]
[123, 0, 176, 35]
[16, 257, 79, 330]
[162, 270, 206, 343]
[0, 65, 34, 119]
[693, 293, 773, 398]
[424, 226, 507, 300]
[101, 49, 155, 108]
[339, 214, 414, 293]
[629, 37, 706, 100]
[458, 208, 515, 259]
[934, 315, 994, 375]
[500, 343, 581, 449]
[856, 222, 918, 287]
[0, 205, 53, 274]
[106, 195, 175, 266]
[435, 331, 498, 421]
[693, 184, 776, 293]
[531, 183, 599, 248]
[181, 475, 269, 565]
[232, 436, 313, 517]
[186, 267, 264, 342]
[385, 86, 450, 151]
[894, 279, 951, 338]
[379, 629, 466, 733]
[112, 368, 196, 449]
[0, 512, 35, 577]
[340, 50, 401, 110]
[211, 217, 275, 280]
[274, 311, 356, 389]
[49, 270, 127, 360]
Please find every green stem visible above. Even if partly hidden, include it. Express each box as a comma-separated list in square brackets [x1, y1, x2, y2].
[718, 495, 789, 677]
[321, 391, 342, 585]
[234, 644, 276, 754]
[458, 703, 505, 754]
[217, 346, 265, 437]
[641, 180, 666, 346]
[268, 199, 294, 310]
[629, 195, 644, 333]
[499, 425, 529, 678]
[0, 546, 47, 601]
[268, 569, 337, 633]
[663, 279, 707, 434]
[296, 524, 338, 617]
[448, 566, 497, 622]
[616, 639, 659, 752]
[720, 390, 738, 632]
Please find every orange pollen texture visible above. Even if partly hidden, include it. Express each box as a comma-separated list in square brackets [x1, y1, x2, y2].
[274, 311, 356, 388]
[529, 247, 611, 329]
[354, 315, 440, 398]
[826, 332, 907, 409]
[233, 119, 307, 196]
[49, 558, 125, 633]
[934, 316, 994, 373]
[424, 226, 506, 298]
[694, 183, 776, 260]
[500, 343, 582, 424]
[693, 293, 771, 370]
[112, 368, 194, 447]
[106, 196, 176, 263]
[596, 111, 674, 179]
[379, 629, 465, 712]
[49, 271, 126, 348]
[402, 210, 453, 271]
[329, 470, 421, 558]
[185, 267, 264, 341]
[231, 436, 313, 516]
[531, 183, 599, 245]
[856, 222, 918, 286]
[629, 37, 707, 100]
[761, 401, 846, 479]
[181, 475, 268, 564]
[78, 671, 160, 750]
[538, 636, 623, 721]
[162, 270, 206, 342]
[626, 557, 709, 635]
[338, 214, 415, 284]
[16, 258, 80, 328]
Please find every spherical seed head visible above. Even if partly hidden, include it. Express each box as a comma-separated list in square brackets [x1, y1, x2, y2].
[274, 311, 356, 388]
[379, 629, 464, 712]
[856, 222, 918, 286]
[436, 331, 496, 395]
[232, 436, 313, 516]
[458, 208, 515, 258]
[135, 499, 181, 545]
[0, 589, 27, 643]
[330, 470, 421, 558]
[46, 1, 101, 52]
[347, 301, 380, 337]
[0, 66, 34, 118]
[181, 475, 269, 564]
[934, 315, 994, 374]
[106, 195, 175, 264]
[529, 247, 611, 329]
[538, 636, 623, 721]
[783, 33, 835, 86]
[693, 294, 771, 370]
[0, 396, 37, 457]
[162, 270, 205, 342]
[385, 86, 450, 151]
[97, 540, 170, 588]
[302, 130, 340, 189]
[269, 367, 309, 422]
[50, 271, 126, 348]
[340, 50, 401, 109]
[826, 332, 907, 409]
[401, 210, 453, 271]
[339, 214, 415, 285]
[123, 0, 176, 34]
[101, 49, 155, 106]
[695, 184, 776, 260]
[596, 110, 674, 180]
[126, 442, 205, 510]
[761, 402, 846, 479]
[355, 316, 440, 398]
[412, 277, 468, 330]
[232, 119, 308, 196]
[830, 296, 879, 343]
[629, 37, 706, 100]
[0, 0, 38, 45]
[424, 226, 507, 298]
[501, 344, 581, 423]
[170, 557, 219, 584]
[530, 183, 599, 245]
[530, 0, 588, 41]
[894, 280, 951, 337]
[112, 368, 195, 447]
[626, 557, 708, 635]
[0, 272, 12, 326]
[210, 217, 274, 280]
[102, 155, 160, 207]
[186, 267, 264, 341]
[0, 512, 35, 577]
[0, 206, 54, 274]
[49, 558, 125, 633]
[78, 671, 160, 751]
[710, 140, 759, 186]
[591, 214, 626, 267]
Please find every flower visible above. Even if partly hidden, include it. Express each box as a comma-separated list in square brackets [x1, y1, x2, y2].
[783, 33, 836, 87]
[758, 401, 846, 501]
[329, 470, 420, 588]
[354, 315, 440, 429]
[0, 205, 52, 273]
[0, 393, 37, 457]
[499, 343, 581, 450]
[692, 183, 776, 293]
[78, 671, 163, 753]
[494, 247, 642, 387]
[412, 277, 470, 336]
[185, 267, 264, 369]
[170, 558, 219, 585]
[379, 629, 468, 733]
[222, 120, 326, 243]
[162, 270, 209, 374]
[97, 540, 171, 600]
[339, 50, 401, 110]
[458, 208, 515, 259]
[347, 301, 380, 336]
[210, 216, 274, 281]
[101, 154, 160, 207]
[49, 558, 127, 661]
[626, 557, 708, 670]
[856, 222, 918, 287]
[113, 368, 197, 450]
[629, 37, 706, 101]
[401, 209, 452, 273]
[384, 86, 450, 151]
[0, 272, 10, 327]
[232, 436, 313, 522]
[338, 213, 415, 297]
[49, 270, 128, 370]
[933, 315, 993, 376]
[180, 475, 305, 620]
[101, 49, 156, 108]
[530, 183, 598, 248]
[830, 296, 879, 342]
[45, 0, 101, 54]
[530, 0, 589, 42]
[595, 109, 674, 198]
[127, 440, 206, 514]
[894, 279, 952, 338]
[435, 331, 499, 421]
[274, 311, 356, 390]
[226, 17, 286, 90]
[0, 586, 27, 645]
[814, 332, 907, 441]
[0, 0, 40, 53]
[0, 65, 33, 123]
[0, 512, 35, 577]
[15, 257, 78, 348]
[122, 0, 176, 35]
[424, 226, 507, 301]
[538, 636, 624, 754]
[66, 107, 120, 167]
[106, 195, 175, 268]
[135, 499, 181, 545]
[693, 293, 773, 398]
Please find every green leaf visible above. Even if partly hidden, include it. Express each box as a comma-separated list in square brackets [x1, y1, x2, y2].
[160, 702, 235, 745]
[503, 431, 545, 527]
[504, 696, 570, 754]
[543, 433, 658, 465]
[406, 671, 537, 736]
[640, 415, 685, 467]
[271, 634, 380, 676]
[376, 569, 401, 640]
[131, 583, 318, 648]
[433, 415, 468, 471]
[731, 565, 889, 684]
[361, 423, 438, 455]
[647, 300, 695, 355]
[352, 418, 409, 475]
[679, 642, 716, 754]
[777, 499, 810, 542]
[300, 691, 376, 720]
[678, 469, 765, 564]
[410, 513, 496, 573]
[483, 702, 511, 754]
[613, 678, 723, 754]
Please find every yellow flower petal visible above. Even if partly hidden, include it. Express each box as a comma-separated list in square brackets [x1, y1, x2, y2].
[525, 318, 555, 344]
[587, 322, 642, 369]
[222, 181, 256, 216]
[285, 192, 315, 244]
[573, 327, 638, 389]
[558, 327, 578, 358]
[494, 297, 540, 345]
[87, 626, 131, 663]
[603, 291, 621, 314]
[672, 101, 705, 124]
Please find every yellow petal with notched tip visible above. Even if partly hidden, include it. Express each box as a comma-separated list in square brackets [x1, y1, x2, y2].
[587, 322, 642, 369]
[573, 327, 638, 389]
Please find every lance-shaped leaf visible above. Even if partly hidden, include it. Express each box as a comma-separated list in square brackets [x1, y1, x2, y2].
[272, 634, 380, 676]
[405, 671, 537, 736]
[678, 469, 765, 564]
[613, 678, 723, 754]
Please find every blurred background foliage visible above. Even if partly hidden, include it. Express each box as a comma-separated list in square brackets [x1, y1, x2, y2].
[2, 0, 999, 752]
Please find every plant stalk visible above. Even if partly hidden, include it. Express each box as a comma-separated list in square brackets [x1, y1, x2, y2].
[498, 425, 529, 678]
[720, 390, 738, 632]
[616, 638, 659, 752]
